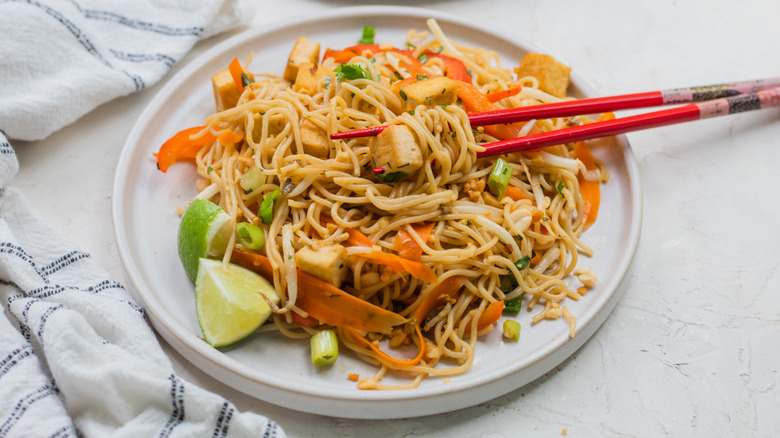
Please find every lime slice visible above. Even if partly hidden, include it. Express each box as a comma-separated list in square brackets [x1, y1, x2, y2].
[177, 199, 232, 281]
[195, 258, 280, 347]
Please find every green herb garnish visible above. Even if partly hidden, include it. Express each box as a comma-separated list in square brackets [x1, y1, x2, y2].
[334, 64, 369, 82]
[358, 26, 375, 44]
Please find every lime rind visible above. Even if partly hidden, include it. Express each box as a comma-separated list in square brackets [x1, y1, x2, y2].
[195, 258, 280, 347]
[177, 199, 232, 282]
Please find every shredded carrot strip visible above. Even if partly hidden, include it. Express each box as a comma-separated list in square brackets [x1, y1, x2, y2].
[596, 112, 616, 122]
[475, 301, 505, 330]
[486, 86, 522, 103]
[412, 276, 466, 324]
[228, 57, 246, 93]
[355, 252, 438, 284]
[217, 129, 244, 145]
[394, 222, 435, 261]
[573, 141, 601, 228]
[504, 185, 529, 201]
[344, 227, 375, 248]
[231, 250, 406, 333]
[345, 325, 426, 367]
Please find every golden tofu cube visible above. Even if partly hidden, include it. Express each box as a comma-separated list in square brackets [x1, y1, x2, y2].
[295, 243, 348, 288]
[293, 62, 334, 95]
[400, 76, 458, 109]
[284, 37, 321, 83]
[211, 69, 241, 111]
[514, 53, 571, 98]
[368, 124, 423, 180]
[251, 113, 288, 142]
[299, 119, 330, 158]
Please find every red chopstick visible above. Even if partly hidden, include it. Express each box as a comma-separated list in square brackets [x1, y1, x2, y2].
[477, 87, 780, 158]
[330, 77, 780, 140]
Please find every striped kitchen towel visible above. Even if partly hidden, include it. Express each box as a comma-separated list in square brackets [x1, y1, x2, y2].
[0, 132, 285, 437]
[0, 0, 253, 141]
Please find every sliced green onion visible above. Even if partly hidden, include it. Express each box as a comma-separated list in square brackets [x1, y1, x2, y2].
[358, 26, 375, 44]
[259, 189, 281, 225]
[240, 165, 265, 193]
[499, 274, 517, 294]
[235, 222, 265, 250]
[503, 320, 521, 341]
[487, 158, 511, 198]
[311, 329, 338, 366]
[503, 295, 523, 313]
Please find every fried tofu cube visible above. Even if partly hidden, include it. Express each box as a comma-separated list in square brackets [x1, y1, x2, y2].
[251, 113, 288, 142]
[400, 76, 458, 109]
[284, 37, 321, 83]
[368, 124, 423, 180]
[293, 62, 334, 95]
[212, 69, 241, 111]
[299, 119, 330, 158]
[514, 53, 571, 98]
[295, 243, 348, 288]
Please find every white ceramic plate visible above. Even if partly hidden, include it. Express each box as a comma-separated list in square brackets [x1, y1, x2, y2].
[112, 6, 642, 419]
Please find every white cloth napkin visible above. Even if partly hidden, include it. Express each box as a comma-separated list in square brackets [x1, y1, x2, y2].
[0, 1, 286, 436]
[0, 0, 253, 141]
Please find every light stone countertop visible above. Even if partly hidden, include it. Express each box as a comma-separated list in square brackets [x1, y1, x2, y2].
[14, 0, 780, 436]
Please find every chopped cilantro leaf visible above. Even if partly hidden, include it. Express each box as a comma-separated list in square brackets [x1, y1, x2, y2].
[241, 73, 254, 87]
[418, 53, 428, 63]
[334, 64, 369, 82]
[376, 170, 408, 183]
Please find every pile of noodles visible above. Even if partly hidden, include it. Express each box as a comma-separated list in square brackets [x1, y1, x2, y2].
[186, 19, 608, 389]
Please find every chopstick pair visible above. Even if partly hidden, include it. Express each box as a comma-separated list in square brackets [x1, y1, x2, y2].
[330, 77, 780, 158]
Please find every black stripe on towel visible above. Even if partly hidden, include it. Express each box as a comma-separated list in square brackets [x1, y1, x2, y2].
[109, 49, 176, 68]
[0, 242, 47, 281]
[40, 251, 90, 277]
[262, 420, 282, 438]
[4, 0, 146, 90]
[211, 401, 234, 438]
[66, 0, 204, 36]
[159, 374, 185, 438]
[0, 345, 34, 379]
[0, 384, 58, 436]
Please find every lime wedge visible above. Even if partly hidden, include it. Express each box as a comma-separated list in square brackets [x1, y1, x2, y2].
[177, 199, 232, 282]
[195, 258, 280, 347]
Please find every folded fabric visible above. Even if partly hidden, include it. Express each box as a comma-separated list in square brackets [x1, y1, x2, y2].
[0, 0, 253, 141]
[0, 132, 285, 437]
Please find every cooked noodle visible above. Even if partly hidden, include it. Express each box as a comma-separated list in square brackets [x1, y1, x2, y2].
[186, 19, 608, 389]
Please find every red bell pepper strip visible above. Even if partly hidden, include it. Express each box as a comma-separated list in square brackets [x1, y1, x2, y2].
[457, 82, 542, 140]
[154, 126, 215, 173]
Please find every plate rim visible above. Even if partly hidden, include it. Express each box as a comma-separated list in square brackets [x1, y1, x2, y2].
[112, 5, 643, 418]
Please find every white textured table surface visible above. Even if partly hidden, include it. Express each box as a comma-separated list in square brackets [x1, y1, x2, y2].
[14, 1, 780, 436]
